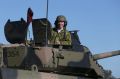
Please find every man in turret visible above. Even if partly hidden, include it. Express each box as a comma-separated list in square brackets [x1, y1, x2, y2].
[49, 15, 71, 45]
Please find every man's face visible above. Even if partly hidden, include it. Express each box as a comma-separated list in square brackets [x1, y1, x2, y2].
[57, 21, 65, 29]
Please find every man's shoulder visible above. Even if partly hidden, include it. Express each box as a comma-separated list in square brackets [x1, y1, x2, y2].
[65, 29, 69, 32]
[65, 29, 70, 33]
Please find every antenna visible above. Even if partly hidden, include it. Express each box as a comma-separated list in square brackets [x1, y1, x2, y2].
[45, 0, 49, 46]
[46, 0, 49, 19]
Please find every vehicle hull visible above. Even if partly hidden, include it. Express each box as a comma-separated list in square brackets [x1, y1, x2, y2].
[0, 68, 92, 79]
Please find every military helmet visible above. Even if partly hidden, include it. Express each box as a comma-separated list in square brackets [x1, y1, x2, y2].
[56, 15, 67, 22]
[54, 15, 67, 27]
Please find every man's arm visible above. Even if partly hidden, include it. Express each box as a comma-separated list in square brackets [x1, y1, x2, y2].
[60, 31, 71, 45]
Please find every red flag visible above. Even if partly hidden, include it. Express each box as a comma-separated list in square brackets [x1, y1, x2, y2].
[27, 8, 33, 23]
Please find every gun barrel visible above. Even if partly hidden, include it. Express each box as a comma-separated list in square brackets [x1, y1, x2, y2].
[93, 50, 120, 60]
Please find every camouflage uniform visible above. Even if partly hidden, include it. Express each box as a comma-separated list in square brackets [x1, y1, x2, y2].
[49, 15, 71, 45]
[50, 28, 71, 45]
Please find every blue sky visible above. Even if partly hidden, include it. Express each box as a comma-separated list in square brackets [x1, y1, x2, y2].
[0, 0, 120, 78]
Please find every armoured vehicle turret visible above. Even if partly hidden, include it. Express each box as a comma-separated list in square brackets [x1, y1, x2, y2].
[0, 9, 120, 79]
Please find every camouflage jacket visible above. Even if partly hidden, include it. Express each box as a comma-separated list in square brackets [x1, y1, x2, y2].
[49, 28, 71, 45]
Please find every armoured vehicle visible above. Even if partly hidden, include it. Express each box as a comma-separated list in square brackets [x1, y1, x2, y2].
[0, 8, 120, 79]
